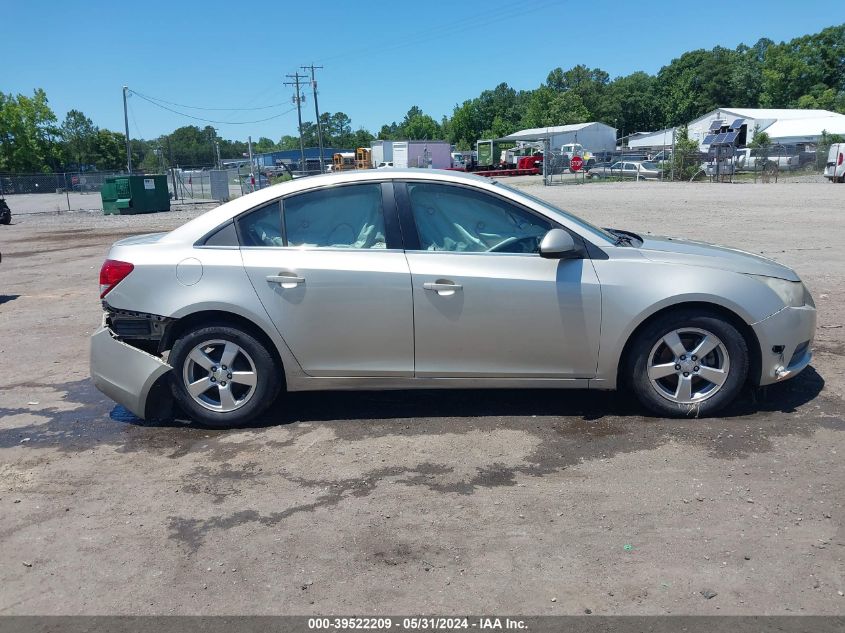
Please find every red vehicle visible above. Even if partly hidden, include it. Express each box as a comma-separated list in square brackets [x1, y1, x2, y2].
[472, 154, 543, 178]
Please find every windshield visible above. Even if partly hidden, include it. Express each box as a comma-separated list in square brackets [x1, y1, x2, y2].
[493, 182, 615, 243]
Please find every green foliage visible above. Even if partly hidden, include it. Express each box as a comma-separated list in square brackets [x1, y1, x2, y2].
[671, 126, 702, 181]
[748, 124, 771, 148]
[0, 89, 60, 172]
[521, 86, 589, 128]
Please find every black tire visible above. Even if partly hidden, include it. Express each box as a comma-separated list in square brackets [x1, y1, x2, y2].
[625, 310, 749, 418]
[169, 323, 281, 427]
[0, 214, 9, 225]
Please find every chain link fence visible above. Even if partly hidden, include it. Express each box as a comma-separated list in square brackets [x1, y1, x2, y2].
[0, 164, 274, 215]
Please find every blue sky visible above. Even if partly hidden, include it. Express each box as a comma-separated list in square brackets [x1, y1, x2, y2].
[2, 1, 839, 141]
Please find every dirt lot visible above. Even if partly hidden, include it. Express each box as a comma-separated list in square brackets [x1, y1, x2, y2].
[0, 181, 843, 615]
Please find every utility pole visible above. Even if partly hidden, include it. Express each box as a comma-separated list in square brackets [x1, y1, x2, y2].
[248, 135, 255, 191]
[167, 135, 180, 201]
[208, 128, 217, 168]
[285, 72, 308, 173]
[122, 86, 132, 173]
[302, 64, 325, 173]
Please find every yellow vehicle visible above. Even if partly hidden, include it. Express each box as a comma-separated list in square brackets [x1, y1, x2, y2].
[332, 152, 355, 172]
[356, 147, 372, 170]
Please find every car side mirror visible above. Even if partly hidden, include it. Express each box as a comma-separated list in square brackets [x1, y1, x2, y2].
[539, 228, 580, 259]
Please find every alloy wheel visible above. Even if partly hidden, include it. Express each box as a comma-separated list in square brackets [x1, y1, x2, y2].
[647, 327, 730, 404]
[181, 339, 258, 412]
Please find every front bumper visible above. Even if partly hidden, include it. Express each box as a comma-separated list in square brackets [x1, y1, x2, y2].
[752, 304, 816, 386]
[90, 315, 172, 419]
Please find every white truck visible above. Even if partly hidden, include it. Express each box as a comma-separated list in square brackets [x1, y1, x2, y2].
[734, 146, 800, 172]
[824, 143, 844, 182]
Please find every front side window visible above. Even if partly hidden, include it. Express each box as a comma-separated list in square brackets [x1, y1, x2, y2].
[284, 184, 386, 249]
[407, 182, 551, 254]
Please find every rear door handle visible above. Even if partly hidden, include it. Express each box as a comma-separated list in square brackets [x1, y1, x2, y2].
[266, 273, 305, 288]
[423, 281, 462, 295]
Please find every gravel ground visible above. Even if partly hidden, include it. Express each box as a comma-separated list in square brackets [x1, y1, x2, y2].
[0, 180, 843, 615]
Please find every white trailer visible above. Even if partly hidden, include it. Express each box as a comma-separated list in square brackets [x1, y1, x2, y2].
[371, 140, 394, 168]
[498, 122, 617, 154]
[392, 142, 409, 168]
[388, 140, 452, 169]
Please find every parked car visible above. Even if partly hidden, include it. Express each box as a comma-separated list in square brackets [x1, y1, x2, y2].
[376, 161, 394, 169]
[91, 169, 816, 427]
[588, 160, 661, 180]
[824, 143, 844, 182]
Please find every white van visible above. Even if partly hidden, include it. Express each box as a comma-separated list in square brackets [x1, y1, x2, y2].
[824, 143, 844, 182]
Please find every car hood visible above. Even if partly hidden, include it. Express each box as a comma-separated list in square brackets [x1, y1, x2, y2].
[637, 235, 800, 281]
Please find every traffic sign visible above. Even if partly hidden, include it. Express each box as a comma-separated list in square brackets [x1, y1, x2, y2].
[570, 155, 584, 171]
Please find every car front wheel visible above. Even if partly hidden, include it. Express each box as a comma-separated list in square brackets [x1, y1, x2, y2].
[169, 323, 281, 427]
[627, 311, 749, 417]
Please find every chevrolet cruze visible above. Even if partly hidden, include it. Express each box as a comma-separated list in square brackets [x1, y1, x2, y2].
[90, 169, 816, 426]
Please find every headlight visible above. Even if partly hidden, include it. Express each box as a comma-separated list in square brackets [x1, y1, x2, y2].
[748, 275, 806, 307]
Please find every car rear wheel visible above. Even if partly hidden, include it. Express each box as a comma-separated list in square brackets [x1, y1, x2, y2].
[169, 324, 281, 427]
[626, 310, 748, 417]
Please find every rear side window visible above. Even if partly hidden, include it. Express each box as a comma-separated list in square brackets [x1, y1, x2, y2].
[238, 201, 283, 247]
[283, 184, 386, 249]
[201, 221, 239, 247]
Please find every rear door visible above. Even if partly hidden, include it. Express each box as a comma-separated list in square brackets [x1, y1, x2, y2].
[239, 182, 413, 377]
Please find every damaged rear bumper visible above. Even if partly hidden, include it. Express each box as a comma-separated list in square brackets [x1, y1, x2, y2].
[90, 315, 172, 419]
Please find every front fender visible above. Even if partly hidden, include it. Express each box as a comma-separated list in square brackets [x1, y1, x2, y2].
[591, 255, 785, 387]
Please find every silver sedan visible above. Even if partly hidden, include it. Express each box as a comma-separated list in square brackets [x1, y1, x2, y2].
[588, 160, 661, 180]
[90, 169, 816, 426]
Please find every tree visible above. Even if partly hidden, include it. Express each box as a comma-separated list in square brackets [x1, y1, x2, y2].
[748, 124, 770, 149]
[0, 89, 60, 172]
[671, 126, 702, 181]
[403, 113, 441, 140]
[602, 72, 661, 135]
[546, 65, 609, 116]
[253, 137, 278, 153]
[520, 86, 589, 128]
[61, 109, 97, 169]
[92, 130, 126, 170]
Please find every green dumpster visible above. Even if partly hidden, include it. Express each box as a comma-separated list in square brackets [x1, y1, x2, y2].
[101, 175, 170, 215]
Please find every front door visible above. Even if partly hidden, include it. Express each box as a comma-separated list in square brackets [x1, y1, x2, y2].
[399, 181, 601, 378]
[239, 182, 413, 377]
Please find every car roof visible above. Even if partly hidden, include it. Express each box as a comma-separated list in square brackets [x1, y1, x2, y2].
[164, 169, 496, 244]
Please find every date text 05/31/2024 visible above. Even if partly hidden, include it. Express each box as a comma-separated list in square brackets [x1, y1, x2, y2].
[307, 617, 528, 630]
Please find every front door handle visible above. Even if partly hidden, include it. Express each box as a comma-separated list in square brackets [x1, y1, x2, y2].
[423, 280, 462, 295]
[266, 273, 305, 288]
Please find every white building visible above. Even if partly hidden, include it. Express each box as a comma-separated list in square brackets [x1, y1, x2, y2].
[626, 128, 678, 151]
[498, 122, 617, 153]
[688, 108, 845, 148]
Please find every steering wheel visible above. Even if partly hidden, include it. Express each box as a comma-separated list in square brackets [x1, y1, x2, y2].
[487, 235, 540, 253]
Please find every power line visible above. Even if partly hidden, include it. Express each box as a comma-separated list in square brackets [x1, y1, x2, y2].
[130, 89, 291, 112]
[130, 90, 298, 125]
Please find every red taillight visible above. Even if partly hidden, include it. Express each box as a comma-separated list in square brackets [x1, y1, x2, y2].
[99, 259, 134, 298]
[838, 152, 843, 166]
